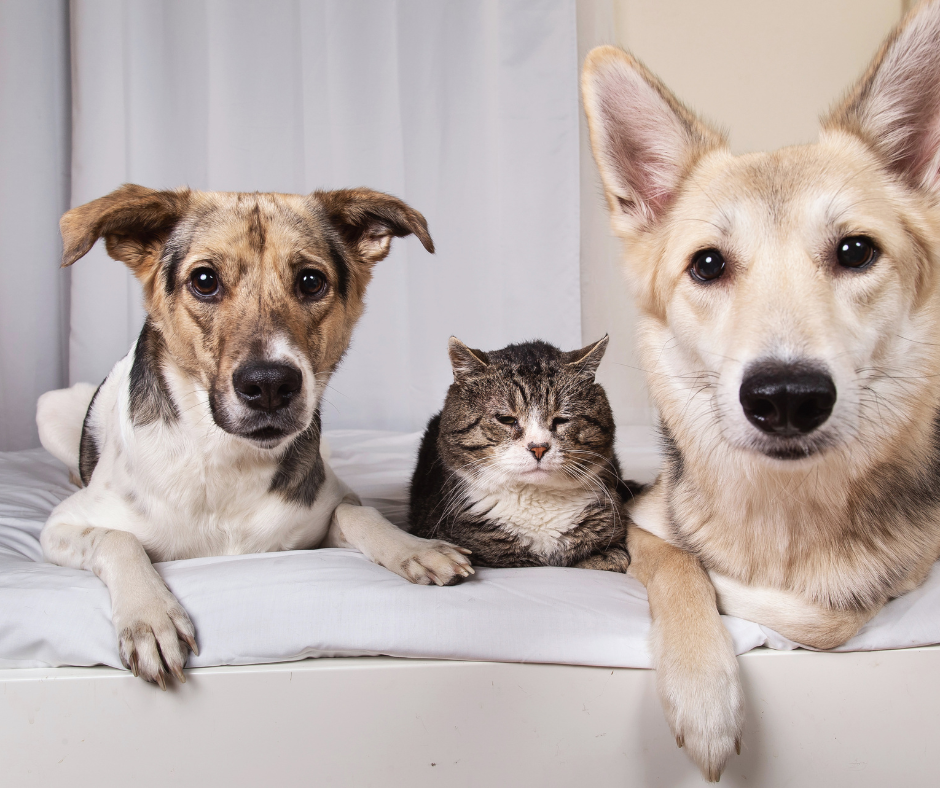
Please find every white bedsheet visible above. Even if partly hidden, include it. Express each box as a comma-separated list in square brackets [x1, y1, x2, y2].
[2, 429, 940, 671]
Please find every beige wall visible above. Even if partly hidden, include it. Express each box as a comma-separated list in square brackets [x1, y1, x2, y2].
[578, 0, 905, 427]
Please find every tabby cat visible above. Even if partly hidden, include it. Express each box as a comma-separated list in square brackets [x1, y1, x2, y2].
[409, 336, 640, 571]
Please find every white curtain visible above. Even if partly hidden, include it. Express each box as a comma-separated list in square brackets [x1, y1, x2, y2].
[0, 0, 72, 451]
[0, 0, 582, 448]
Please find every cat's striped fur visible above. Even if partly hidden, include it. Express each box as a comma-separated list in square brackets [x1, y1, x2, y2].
[409, 337, 640, 570]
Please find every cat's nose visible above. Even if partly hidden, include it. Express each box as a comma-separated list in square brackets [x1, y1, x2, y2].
[528, 442, 550, 461]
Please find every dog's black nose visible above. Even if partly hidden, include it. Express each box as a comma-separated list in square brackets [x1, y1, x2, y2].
[739, 363, 836, 436]
[233, 362, 302, 412]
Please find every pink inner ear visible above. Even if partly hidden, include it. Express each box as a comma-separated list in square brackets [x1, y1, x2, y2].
[595, 68, 690, 221]
[849, 6, 940, 191]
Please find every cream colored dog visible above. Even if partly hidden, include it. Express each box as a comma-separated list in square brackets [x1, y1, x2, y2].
[583, 1, 940, 780]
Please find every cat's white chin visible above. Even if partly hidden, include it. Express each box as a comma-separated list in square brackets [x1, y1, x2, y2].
[514, 467, 572, 488]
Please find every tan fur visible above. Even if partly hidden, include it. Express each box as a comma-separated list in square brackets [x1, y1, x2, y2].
[60, 186, 432, 418]
[584, 1, 940, 780]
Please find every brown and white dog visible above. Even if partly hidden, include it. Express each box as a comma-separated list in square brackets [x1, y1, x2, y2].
[37, 184, 472, 689]
[583, 1, 940, 780]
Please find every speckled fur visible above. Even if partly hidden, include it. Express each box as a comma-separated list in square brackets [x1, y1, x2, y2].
[36, 185, 472, 689]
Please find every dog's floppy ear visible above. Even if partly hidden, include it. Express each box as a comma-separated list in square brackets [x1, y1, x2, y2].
[60, 184, 190, 274]
[448, 337, 489, 382]
[564, 334, 608, 379]
[582, 47, 726, 232]
[824, 1, 940, 192]
[316, 188, 434, 264]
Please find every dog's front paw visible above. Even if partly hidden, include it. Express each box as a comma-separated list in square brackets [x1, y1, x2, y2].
[112, 584, 197, 689]
[394, 537, 474, 586]
[653, 619, 743, 782]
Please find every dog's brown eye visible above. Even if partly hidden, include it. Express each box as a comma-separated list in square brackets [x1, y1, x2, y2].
[297, 269, 328, 299]
[190, 267, 219, 297]
[690, 249, 725, 282]
[496, 415, 517, 426]
[836, 236, 878, 269]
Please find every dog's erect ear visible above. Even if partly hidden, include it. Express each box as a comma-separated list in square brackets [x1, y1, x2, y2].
[582, 47, 726, 231]
[316, 188, 434, 264]
[824, 1, 940, 192]
[564, 335, 608, 379]
[60, 184, 190, 273]
[448, 337, 489, 382]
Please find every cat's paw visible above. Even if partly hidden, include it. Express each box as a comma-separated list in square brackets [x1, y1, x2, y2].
[575, 546, 630, 572]
[394, 537, 474, 586]
[112, 585, 197, 688]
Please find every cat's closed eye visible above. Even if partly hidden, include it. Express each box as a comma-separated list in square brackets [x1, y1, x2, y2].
[551, 417, 570, 430]
[495, 414, 518, 426]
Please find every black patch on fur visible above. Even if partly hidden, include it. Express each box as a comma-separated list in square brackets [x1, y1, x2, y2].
[162, 236, 189, 296]
[659, 422, 684, 488]
[324, 234, 350, 303]
[78, 380, 105, 486]
[270, 411, 326, 507]
[129, 321, 179, 427]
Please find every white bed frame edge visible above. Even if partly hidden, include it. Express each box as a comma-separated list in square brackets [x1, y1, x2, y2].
[3, 645, 938, 787]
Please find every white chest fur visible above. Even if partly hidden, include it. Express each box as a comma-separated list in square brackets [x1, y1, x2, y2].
[467, 485, 594, 557]
[57, 349, 348, 562]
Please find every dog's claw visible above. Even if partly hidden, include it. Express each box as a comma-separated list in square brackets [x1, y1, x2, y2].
[395, 537, 475, 586]
[676, 735, 684, 749]
[735, 737, 741, 755]
[182, 632, 199, 657]
[114, 587, 197, 687]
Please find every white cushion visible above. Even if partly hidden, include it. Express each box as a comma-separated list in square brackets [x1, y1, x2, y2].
[1, 430, 938, 671]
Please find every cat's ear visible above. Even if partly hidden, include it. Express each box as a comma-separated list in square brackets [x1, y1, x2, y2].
[448, 337, 489, 382]
[565, 335, 609, 379]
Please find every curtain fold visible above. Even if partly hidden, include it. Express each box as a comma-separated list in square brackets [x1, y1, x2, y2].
[62, 0, 582, 434]
[0, 0, 72, 451]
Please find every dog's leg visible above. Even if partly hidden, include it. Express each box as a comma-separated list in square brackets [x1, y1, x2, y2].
[326, 502, 474, 586]
[710, 572, 878, 650]
[41, 520, 196, 687]
[628, 526, 743, 782]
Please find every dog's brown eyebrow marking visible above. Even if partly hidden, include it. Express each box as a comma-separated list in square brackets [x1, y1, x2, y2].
[284, 202, 351, 303]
